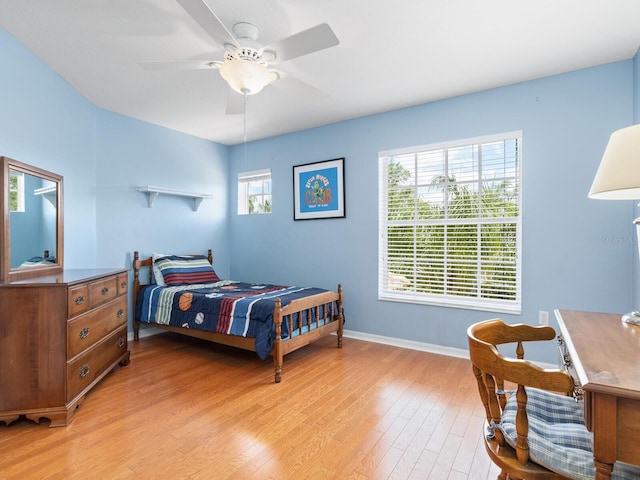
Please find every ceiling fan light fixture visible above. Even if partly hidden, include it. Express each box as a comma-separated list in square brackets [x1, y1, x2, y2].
[219, 59, 277, 95]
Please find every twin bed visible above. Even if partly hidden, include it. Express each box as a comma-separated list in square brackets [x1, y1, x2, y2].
[132, 250, 344, 382]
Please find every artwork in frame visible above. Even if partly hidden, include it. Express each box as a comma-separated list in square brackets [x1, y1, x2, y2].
[293, 157, 345, 220]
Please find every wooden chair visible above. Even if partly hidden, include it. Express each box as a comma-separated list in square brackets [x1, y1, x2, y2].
[467, 319, 578, 480]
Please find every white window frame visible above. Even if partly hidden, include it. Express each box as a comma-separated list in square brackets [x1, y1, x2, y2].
[378, 131, 522, 314]
[9, 171, 25, 213]
[238, 168, 272, 215]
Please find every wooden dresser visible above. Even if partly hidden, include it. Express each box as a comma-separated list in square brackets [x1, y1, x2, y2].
[0, 268, 130, 427]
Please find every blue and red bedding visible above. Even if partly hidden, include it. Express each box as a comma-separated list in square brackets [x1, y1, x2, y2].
[135, 280, 330, 359]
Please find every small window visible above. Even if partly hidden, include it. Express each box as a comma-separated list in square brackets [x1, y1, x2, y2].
[238, 169, 271, 215]
[9, 171, 25, 212]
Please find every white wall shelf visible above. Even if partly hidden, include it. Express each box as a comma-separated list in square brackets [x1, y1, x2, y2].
[34, 185, 57, 205]
[137, 185, 213, 212]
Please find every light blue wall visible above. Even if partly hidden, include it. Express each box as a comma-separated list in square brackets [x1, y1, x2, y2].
[0, 26, 230, 305]
[229, 61, 636, 363]
[0, 28, 97, 266]
[94, 110, 230, 275]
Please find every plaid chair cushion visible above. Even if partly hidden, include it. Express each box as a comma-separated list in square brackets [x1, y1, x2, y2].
[497, 387, 640, 480]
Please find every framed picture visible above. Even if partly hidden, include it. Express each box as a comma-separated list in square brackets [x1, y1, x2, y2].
[293, 157, 345, 220]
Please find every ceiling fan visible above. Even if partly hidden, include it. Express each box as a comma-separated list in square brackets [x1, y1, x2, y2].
[140, 0, 340, 114]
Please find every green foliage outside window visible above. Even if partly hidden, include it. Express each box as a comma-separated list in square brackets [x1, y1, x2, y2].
[383, 138, 520, 304]
[249, 196, 272, 214]
[9, 173, 19, 211]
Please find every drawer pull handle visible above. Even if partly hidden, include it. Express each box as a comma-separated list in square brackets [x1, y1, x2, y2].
[75, 295, 85, 305]
[117, 337, 125, 348]
[120, 281, 127, 289]
[117, 309, 124, 318]
[79, 327, 90, 339]
[79, 365, 90, 378]
[101, 287, 109, 295]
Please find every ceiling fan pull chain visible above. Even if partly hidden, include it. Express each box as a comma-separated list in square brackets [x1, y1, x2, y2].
[243, 91, 247, 143]
[243, 92, 248, 166]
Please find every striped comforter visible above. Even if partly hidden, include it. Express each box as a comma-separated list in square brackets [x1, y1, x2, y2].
[135, 280, 328, 359]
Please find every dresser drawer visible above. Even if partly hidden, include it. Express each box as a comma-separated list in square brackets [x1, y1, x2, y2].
[68, 284, 90, 317]
[89, 275, 118, 308]
[66, 325, 128, 403]
[117, 272, 129, 296]
[67, 296, 127, 359]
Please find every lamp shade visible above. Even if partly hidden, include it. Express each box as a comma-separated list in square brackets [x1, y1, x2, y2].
[589, 123, 640, 200]
[219, 59, 278, 96]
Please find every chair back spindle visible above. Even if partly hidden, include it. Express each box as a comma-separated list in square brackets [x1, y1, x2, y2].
[468, 318, 578, 480]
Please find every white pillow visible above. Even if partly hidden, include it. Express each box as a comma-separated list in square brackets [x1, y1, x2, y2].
[151, 252, 168, 285]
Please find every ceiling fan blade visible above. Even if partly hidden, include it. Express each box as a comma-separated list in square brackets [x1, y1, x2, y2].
[177, 0, 238, 48]
[270, 72, 329, 100]
[225, 89, 245, 115]
[138, 60, 221, 70]
[263, 23, 339, 63]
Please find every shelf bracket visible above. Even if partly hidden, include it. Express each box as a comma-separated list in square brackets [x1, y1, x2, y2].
[146, 191, 160, 208]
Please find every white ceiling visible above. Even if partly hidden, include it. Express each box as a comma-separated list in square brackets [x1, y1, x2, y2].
[1, 0, 640, 146]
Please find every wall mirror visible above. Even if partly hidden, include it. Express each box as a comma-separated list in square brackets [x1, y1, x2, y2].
[0, 157, 63, 282]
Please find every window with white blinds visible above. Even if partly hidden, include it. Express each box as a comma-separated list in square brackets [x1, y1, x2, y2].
[378, 132, 522, 313]
[238, 169, 271, 215]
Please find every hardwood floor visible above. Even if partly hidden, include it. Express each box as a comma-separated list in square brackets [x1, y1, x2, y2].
[0, 333, 500, 479]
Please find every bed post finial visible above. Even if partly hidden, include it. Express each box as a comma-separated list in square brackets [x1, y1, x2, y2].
[337, 284, 344, 348]
[133, 251, 140, 284]
[133, 251, 141, 341]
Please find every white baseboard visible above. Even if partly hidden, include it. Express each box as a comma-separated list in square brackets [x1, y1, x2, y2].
[341, 329, 557, 368]
[128, 326, 470, 358]
[342, 328, 470, 359]
[128, 326, 555, 368]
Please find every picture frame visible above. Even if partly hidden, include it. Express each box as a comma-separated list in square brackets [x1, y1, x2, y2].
[293, 157, 345, 220]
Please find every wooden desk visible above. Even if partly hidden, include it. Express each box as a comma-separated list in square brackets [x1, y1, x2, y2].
[555, 309, 640, 480]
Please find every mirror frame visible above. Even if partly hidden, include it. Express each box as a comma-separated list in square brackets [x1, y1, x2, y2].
[0, 156, 64, 282]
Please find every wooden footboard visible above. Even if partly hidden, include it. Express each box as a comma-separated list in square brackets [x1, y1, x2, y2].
[132, 250, 343, 382]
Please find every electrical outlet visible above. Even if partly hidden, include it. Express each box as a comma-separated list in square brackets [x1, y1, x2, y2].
[538, 310, 549, 325]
